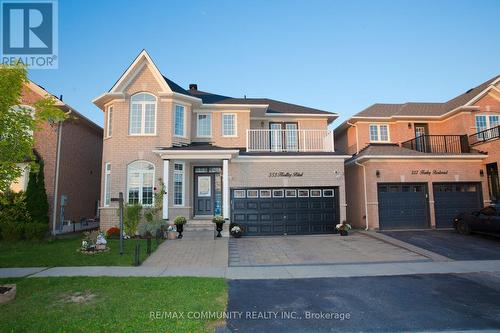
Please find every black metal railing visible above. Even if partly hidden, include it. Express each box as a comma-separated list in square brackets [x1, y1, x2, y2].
[469, 125, 500, 146]
[401, 135, 470, 153]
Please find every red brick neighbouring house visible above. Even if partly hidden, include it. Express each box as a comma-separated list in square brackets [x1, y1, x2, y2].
[11, 81, 103, 234]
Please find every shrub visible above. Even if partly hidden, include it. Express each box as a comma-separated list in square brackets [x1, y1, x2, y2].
[23, 223, 48, 240]
[173, 216, 187, 225]
[106, 226, 120, 239]
[123, 204, 142, 236]
[25, 159, 49, 225]
[1, 222, 24, 241]
[0, 191, 31, 225]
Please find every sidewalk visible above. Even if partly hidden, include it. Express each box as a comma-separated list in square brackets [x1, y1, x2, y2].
[2, 260, 500, 280]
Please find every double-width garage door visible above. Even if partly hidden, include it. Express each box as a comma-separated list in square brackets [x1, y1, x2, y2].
[231, 187, 339, 236]
[433, 182, 482, 228]
[378, 183, 429, 230]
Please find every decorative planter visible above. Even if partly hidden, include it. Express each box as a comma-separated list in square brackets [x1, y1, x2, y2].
[96, 244, 106, 250]
[339, 230, 348, 236]
[232, 232, 242, 238]
[167, 231, 177, 240]
[215, 222, 224, 238]
[0, 284, 16, 304]
[176, 224, 184, 239]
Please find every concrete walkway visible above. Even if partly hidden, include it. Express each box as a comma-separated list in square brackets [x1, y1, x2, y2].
[2, 260, 500, 280]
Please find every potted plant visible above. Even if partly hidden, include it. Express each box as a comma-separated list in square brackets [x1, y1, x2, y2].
[212, 215, 225, 237]
[230, 224, 243, 238]
[167, 225, 177, 240]
[336, 221, 352, 236]
[173, 216, 187, 239]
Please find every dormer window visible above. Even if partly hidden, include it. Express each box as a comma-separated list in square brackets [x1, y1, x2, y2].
[129, 93, 156, 135]
[369, 124, 389, 142]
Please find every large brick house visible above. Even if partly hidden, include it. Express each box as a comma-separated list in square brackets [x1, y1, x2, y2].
[93, 50, 349, 235]
[335, 75, 500, 230]
[11, 81, 103, 234]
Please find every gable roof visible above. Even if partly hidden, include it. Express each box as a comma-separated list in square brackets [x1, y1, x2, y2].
[354, 75, 499, 118]
[94, 50, 335, 118]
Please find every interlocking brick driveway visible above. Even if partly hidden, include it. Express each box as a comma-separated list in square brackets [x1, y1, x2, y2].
[228, 232, 426, 266]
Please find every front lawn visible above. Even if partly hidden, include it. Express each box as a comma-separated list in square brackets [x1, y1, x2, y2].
[0, 234, 163, 267]
[0, 276, 227, 333]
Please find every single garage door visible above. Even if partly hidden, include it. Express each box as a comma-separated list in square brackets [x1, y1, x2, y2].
[378, 183, 429, 230]
[231, 187, 339, 236]
[433, 182, 483, 229]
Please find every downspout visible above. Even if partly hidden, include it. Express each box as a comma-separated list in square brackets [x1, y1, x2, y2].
[347, 121, 369, 231]
[52, 121, 63, 235]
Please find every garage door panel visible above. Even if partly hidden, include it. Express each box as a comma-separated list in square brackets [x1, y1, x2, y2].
[433, 182, 482, 229]
[232, 187, 338, 236]
[378, 183, 429, 230]
[260, 202, 272, 209]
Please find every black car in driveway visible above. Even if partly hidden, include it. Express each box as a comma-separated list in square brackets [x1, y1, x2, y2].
[454, 204, 500, 235]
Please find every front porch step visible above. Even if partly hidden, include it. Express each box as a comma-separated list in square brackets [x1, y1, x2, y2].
[184, 220, 214, 231]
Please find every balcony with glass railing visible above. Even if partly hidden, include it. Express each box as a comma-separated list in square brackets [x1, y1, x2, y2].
[246, 129, 335, 152]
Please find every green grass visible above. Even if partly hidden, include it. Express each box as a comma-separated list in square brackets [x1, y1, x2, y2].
[0, 234, 163, 267]
[0, 276, 228, 333]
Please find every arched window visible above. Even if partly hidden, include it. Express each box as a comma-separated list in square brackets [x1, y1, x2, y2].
[129, 93, 156, 135]
[127, 161, 155, 205]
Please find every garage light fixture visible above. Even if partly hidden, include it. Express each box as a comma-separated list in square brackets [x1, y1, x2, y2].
[408, 123, 412, 129]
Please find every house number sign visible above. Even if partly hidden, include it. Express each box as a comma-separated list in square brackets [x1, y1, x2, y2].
[269, 172, 304, 178]
[411, 169, 448, 175]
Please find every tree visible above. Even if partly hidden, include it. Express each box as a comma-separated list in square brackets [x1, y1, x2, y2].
[0, 63, 67, 192]
[25, 158, 49, 224]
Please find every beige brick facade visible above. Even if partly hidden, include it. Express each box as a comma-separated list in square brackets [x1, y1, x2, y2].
[95, 51, 342, 232]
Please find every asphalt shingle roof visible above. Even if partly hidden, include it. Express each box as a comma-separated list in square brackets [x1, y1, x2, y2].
[355, 75, 499, 118]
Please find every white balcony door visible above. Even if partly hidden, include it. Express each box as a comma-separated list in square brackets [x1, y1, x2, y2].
[270, 123, 283, 151]
[285, 123, 298, 151]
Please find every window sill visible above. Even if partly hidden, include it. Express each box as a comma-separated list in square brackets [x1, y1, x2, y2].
[222, 135, 238, 138]
[127, 134, 158, 137]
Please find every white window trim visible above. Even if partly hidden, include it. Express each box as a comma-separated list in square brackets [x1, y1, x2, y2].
[196, 113, 212, 138]
[106, 106, 113, 138]
[475, 114, 499, 130]
[126, 160, 155, 206]
[222, 113, 238, 137]
[129, 93, 157, 136]
[369, 123, 390, 143]
[174, 104, 186, 138]
[173, 161, 185, 206]
[104, 162, 111, 206]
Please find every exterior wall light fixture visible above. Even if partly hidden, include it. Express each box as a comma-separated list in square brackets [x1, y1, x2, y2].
[376, 170, 380, 178]
[480, 169, 484, 177]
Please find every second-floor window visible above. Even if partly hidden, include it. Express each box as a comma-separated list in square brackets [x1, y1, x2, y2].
[174, 105, 185, 137]
[197, 113, 212, 137]
[130, 93, 156, 135]
[222, 113, 237, 137]
[369, 124, 389, 142]
[476, 115, 499, 133]
[106, 106, 113, 137]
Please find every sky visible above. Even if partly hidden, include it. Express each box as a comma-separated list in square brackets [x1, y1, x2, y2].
[28, 0, 500, 128]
